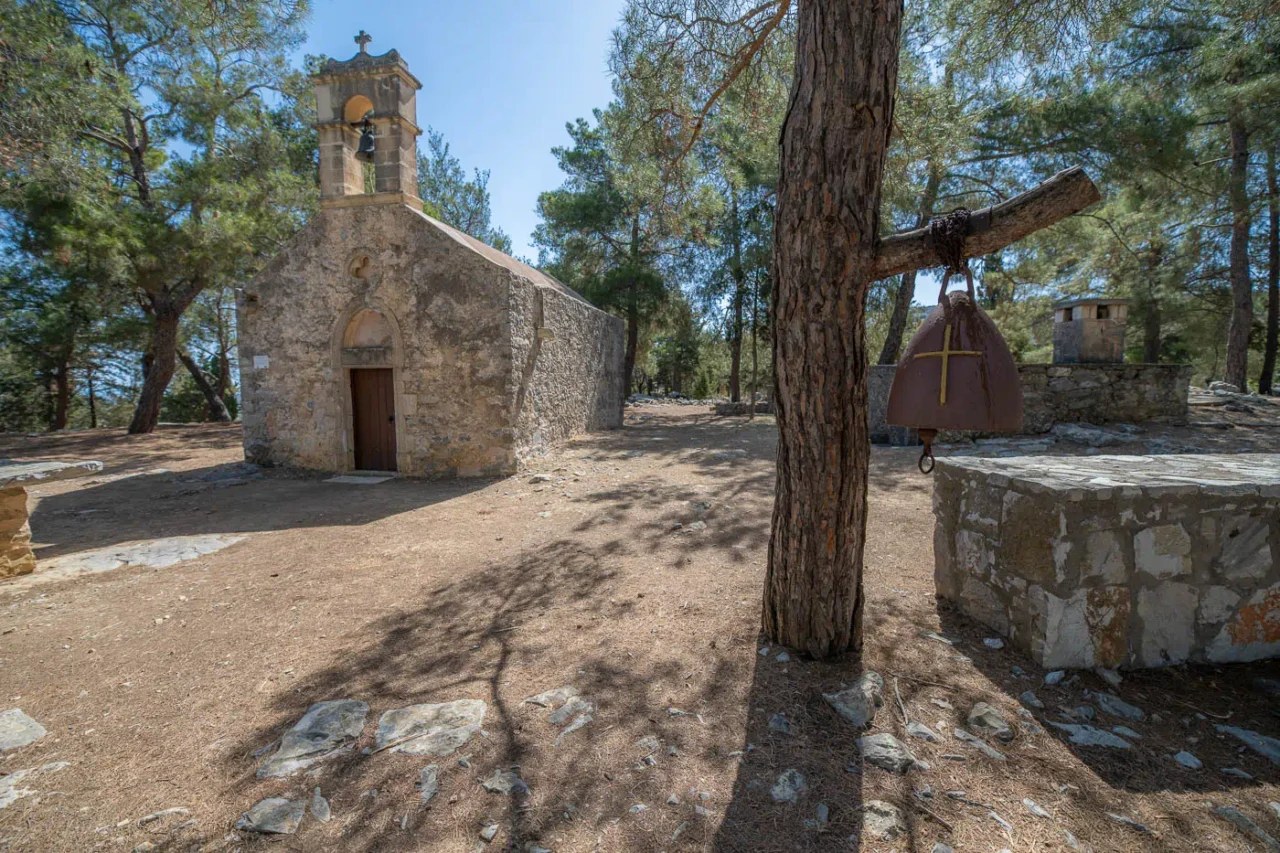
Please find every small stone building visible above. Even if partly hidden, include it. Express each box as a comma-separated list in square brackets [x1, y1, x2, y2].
[236, 37, 624, 477]
[1052, 297, 1131, 364]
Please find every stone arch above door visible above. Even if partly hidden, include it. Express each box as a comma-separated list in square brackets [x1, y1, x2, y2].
[334, 300, 403, 368]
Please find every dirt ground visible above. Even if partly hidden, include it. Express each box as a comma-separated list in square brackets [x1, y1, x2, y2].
[0, 406, 1277, 853]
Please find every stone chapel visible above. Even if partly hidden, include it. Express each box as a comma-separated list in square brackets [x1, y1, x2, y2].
[236, 35, 625, 477]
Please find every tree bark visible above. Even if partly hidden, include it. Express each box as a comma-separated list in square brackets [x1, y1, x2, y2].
[87, 367, 97, 429]
[1224, 106, 1253, 392]
[179, 350, 233, 422]
[878, 162, 941, 364]
[128, 301, 184, 434]
[729, 191, 745, 401]
[51, 357, 71, 431]
[1260, 147, 1278, 395]
[623, 304, 639, 399]
[764, 0, 902, 658]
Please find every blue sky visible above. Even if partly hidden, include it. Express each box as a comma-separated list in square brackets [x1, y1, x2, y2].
[297, 0, 628, 262]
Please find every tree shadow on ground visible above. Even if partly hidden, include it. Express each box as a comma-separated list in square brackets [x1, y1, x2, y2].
[938, 602, 1280, 800]
[24, 466, 495, 560]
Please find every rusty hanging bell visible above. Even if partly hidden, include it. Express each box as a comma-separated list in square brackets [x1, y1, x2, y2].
[886, 268, 1024, 473]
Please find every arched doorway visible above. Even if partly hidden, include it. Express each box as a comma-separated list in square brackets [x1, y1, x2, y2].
[341, 307, 398, 471]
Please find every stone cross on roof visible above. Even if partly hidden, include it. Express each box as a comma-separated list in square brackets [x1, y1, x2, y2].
[355, 30, 372, 53]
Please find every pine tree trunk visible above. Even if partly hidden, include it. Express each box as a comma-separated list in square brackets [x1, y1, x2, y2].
[128, 303, 183, 434]
[1142, 298, 1162, 364]
[623, 305, 639, 399]
[878, 271, 916, 364]
[87, 368, 97, 429]
[179, 350, 233, 423]
[764, 0, 902, 658]
[729, 192, 745, 401]
[1260, 147, 1278, 395]
[878, 163, 940, 365]
[51, 358, 71, 431]
[1224, 107, 1253, 392]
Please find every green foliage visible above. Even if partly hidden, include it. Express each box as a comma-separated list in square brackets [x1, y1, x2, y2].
[417, 128, 512, 253]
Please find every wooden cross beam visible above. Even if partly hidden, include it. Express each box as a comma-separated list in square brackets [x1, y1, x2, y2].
[872, 166, 1102, 281]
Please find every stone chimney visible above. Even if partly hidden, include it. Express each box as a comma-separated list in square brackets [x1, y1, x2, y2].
[312, 31, 422, 209]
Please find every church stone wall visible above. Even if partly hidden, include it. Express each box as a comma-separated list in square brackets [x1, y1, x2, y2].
[238, 204, 514, 478]
[509, 282, 625, 463]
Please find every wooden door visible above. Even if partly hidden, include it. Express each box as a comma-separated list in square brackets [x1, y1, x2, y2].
[351, 368, 397, 471]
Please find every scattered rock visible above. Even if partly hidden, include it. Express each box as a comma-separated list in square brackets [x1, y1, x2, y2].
[0, 709, 46, 751]
[967, 702, 1014, 742]
[1212, 806, 1280, 851]
[310, 788, 331, 822]
[236, 797, 305, 834]
[1270, 802, 1280, 820]
[1051, 422, 1125, 447]
[930, 698, 954, 711]
[1050, 722, 1132, 749]
[857, 733, 922, 774]
[859, 800, 906, 841]
[920, 631, 958, 646]
[1044, 670, 1066, 686]
[629, 803, 647, 814]
[524, 686, 578, 707]
[479, 823, 498, 842]
[983, 638, 1005, 650]
[666, 793, 680, 805]
[989, 810, 1013, 832]
[1092, 692, 1145, 721]
[1094, 668, 1123, 688]
[953, 728, 1007, 760]
[480, 768, 529, 797]
[257, 700, 369, 777]
[1222, 767, 1252, 779]
[1023, 798, 1051, 818]
[775, 650, 791, 662]
[1107, 813, 1151, 834]
[768, 713, 792, 735]
[770, 769, 806, 803]
[635, 735, 661, 753]
[815, 802, 829, 825]
[556, 712, 592, 745]
[1216, 725, 1280, 765]
[417, 765, 440, 803]
[375, 699, 487, 757]
[933, 844, 955, 853]
[906, 721, 940, 742]
[822, 672, 884, 729]
[138, 807, 189, 825]
[1017, 708, 1045, 735]
[529, 474, 553, 483]
[1019, 690, 1044, 710]
[1174, 751, 1202, 770]
[0, 762, 68, 810]
[548, 695, 594, 726]
[1113, 725, 1143, 740]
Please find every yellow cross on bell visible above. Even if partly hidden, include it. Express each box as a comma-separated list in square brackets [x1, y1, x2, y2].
[912, 323, 983, 406]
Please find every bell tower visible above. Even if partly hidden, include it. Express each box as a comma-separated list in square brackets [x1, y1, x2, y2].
[313, 31, 423, 209]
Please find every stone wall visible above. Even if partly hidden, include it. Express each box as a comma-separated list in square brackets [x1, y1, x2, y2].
[933, 454, 1280, 669]
[0, 486, 34, 579]
[238, 204, 624, 478]
[868, 363, 1191, 441]
[509, 279, 625, 463]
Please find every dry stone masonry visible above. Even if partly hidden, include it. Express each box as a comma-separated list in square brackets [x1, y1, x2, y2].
[933, 454, 1280, 669]
[0, 461, 102, 580]
[868, 363, 1190, 443]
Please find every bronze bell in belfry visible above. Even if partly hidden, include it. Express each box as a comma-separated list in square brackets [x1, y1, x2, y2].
[355, 120, 377, 163]
[886, 268, 1023, 473]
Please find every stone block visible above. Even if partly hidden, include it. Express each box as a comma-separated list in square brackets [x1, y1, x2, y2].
[933, 454, 1279, 669]
[1134, 524, 1191, 579]
[1136, 583, 1197, 667]
[0, 486, 35, 580]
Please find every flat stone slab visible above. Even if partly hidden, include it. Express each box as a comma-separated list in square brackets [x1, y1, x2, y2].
[0, 709, 46, 751]
[257, 699, 369, 778]
[374, 699, 486, 757]
[236, 797, 306, 834]
[28, 535, 246, 586]
[0, 761, 68, 809]
[0, 461, 102, 489]
[934, 454, 1280, 669]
